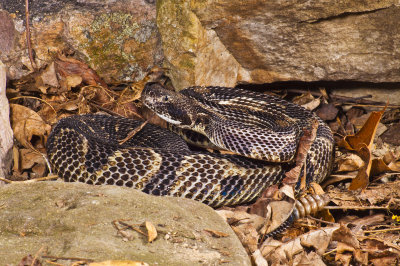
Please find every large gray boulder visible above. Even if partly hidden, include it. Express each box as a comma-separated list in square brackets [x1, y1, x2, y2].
[0, 181, 250, 265]
[157, 0, 400, 89]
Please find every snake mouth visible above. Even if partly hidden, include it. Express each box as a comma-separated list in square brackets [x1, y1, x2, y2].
[156, 113, 182, 125]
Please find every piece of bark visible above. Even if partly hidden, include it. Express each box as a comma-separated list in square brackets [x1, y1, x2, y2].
[0, 60, 13, 179]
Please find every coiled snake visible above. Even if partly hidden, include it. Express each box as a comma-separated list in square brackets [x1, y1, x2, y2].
[47, 83, 334, 215]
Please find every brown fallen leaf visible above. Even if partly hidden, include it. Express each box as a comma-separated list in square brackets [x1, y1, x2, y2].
[348, 144, 371, 190]
[55, 54, 108, 88]
[338, 105, 387, 151]
[10, 104, 51, 149]
[335, 251, 352, 266]
[316, 103, 339, 121]
[260, 226, 339, 264]
[231, 222, 259, 254]
[17, 254, 42, 266]
[40, 62, 59, 87]
[381, 123, 400, 146]
[292, 251, 326, 266]
[338, 105, 387, 190]
[145, 221, 157, 243]
[292, 93, 321, 111]
[19, 149, 46, 170]
[259, 185, 296, 236]
[332, 225, 369, 266]
[336, 153, 364, 172]
[65, 75, 83, 88]
[283, 120, 319, 188]
[332, 224, 360, 249]
[363, 238, 400, 266]
[370, 157, 400, 177]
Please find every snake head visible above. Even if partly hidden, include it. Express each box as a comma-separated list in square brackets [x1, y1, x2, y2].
[141, 82, 197, 127]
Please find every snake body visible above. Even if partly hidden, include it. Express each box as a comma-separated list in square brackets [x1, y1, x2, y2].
[47, 84, 334, 208]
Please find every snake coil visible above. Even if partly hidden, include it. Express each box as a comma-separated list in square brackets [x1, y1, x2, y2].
[47, 83, 334, 231]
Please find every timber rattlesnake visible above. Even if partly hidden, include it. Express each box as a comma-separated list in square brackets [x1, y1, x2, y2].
[47, 83, 334, 209]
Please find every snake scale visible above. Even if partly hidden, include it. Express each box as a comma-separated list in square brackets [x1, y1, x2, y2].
[47, 83, 334, 210]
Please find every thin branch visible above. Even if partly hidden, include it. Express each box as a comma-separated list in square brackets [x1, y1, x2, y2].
[324, 205, 391, 210]
[41, 255, 94, 263]
[119, 121, 148, 145]
[25, 0, 37, 70]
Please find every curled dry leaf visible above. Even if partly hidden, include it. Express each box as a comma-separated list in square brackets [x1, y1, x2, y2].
[89, 261, 149, 266]
[252, 249, 268, 266]
[231, 222, 259, 254]
[216, 210, 267, 231]
[348, 144, 371, 190]
[337, 153, 365, 172]
[39, 62, 59, 89]
[292, 251, 326, 266]
[351, 113, 387, 138]
[335, 242, 368, 265]
[144, 221, 157, 243]
[17, 254, 42, 266]
[332, 224, 360, 249]
[370, 157, 400, 177]
[363, 238, 400, 266]
[19, 149, 46, 170]
[65, 75, 83, 88]
[338, 105, 387, 151]
[338, 105, 387, 190]
[55, 54, 107, 88]
[264, 198, 294, 236]
[316, 103, 339, 121]
[10, 104, 51, 149]
[381, 123, 400, 146]
[257, 184, 296, 236]
[218, 210, 263, 254]
[292, 93, 320, 111]
[260, 226, 339, 264]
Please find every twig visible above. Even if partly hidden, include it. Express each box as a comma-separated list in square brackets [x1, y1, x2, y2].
[305, 216, 337, 226]
[323, 248, 337, 256]
[31, 245, 45, 266]
[25, 0, 37, 70]
[88, 102, 124, 117]
[41, 255, 94, 263]
[363, 227, 400, 234]
[115, 220, 147, 236]
[42, 153, 53, 175]
[338, 103, 400, 109]
[10, 96, 57, 116]
[324, 206, 390, 210]
[89, 101, 143, 120]
[0, 175, 58, 184]
[119, 121, 148, 145]
[356, 236, 400, 252]
[44, 260, 64, 266]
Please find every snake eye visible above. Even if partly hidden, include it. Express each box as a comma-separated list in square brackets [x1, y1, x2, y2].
[163, 95, 169, 102]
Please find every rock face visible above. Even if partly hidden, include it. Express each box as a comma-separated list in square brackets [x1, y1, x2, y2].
[0, 181, 250, 265]
[0, 60, 13, 179]
[157, 0, 400, 90]
[0, 0, 163, 83]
